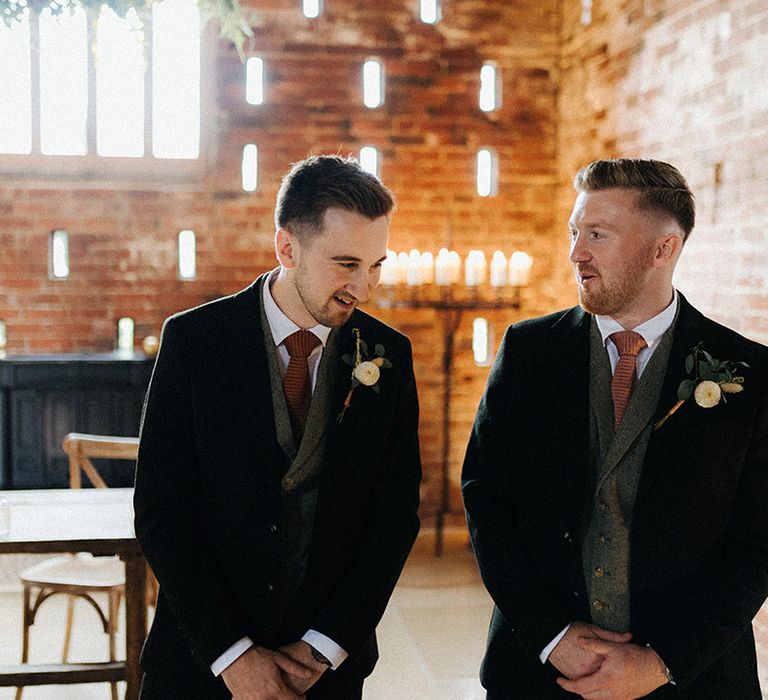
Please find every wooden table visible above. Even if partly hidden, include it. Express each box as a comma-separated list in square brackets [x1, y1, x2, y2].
[0, 488, 146, 700]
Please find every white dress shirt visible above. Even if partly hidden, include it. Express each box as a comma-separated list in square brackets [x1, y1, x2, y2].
[210, 271, 346, 676]
[539, 291, 679, 663]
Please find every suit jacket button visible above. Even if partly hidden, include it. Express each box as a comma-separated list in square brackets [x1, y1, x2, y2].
[594, 567, 605, 578]
[592, 599, 605, 610]
[269, 522, 278, 533]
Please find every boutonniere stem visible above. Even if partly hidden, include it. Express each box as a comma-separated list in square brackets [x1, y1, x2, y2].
[337, 328, 392, 422]
[654, 342, 748, 430]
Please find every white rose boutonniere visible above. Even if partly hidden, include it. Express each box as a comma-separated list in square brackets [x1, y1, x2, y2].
[337, 328, 392, 422]
[654, 342, 748, 430]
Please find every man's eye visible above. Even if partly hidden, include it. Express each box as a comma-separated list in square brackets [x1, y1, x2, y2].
[588, 231, 602, 240]
[339, 262, 357, 269]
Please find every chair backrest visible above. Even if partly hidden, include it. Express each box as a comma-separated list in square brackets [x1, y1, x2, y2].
[62, 432, 140, 489]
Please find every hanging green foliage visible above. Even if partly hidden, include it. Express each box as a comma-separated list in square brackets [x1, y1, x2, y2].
[0, 0, 252, 58]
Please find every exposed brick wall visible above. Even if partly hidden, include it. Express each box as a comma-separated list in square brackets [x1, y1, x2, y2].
[1, 0, 766, 541]
[558, 0, 768, 343]
[0, 0, 559, 527]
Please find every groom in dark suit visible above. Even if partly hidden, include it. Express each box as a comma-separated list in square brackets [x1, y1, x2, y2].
[134, 155, 421, 699]
[462, 159, 768, 698]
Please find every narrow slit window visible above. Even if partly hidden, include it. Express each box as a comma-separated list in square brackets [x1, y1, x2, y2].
[302, 0, 322, 18]
[363, 59, 384, 109]
[117, 317, 135, 351]
[359, 146, 379, 176]
[473, 317, 490, 366]
[50, 230, 70, 279]
[242, 144, 258, 192]
[246, 56, 264, 105]
[479, 62, 501, 113]
[477, 149, 498, 197]
[420, 0, 440, 23]
[178, 229, 196, 280]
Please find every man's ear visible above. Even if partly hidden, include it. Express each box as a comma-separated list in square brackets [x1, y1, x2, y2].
[275, 228, 299, 269]
[653, 233, 683, 267]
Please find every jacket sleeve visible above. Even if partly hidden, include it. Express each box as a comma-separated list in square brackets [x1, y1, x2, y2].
[308, 338, 422, 656]
[133, 316, 252, 669]
[461, 326, 575, 659]
[639, 362, 768, 688]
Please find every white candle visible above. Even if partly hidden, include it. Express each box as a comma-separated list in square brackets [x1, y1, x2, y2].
[465, 250, 487, 287]
[508, 251, 533, 286]
[490, 250, 507, 287]
[407, 249, 422, 286]
[380, 249, 398, 286]
[420, 251, 434, 285]
[395, 252, 409, 284]
[435, 248, 452, 286]
[448, 250, 462, 284]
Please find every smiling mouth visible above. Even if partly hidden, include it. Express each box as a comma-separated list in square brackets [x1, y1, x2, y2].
[333, 295, 355, 307]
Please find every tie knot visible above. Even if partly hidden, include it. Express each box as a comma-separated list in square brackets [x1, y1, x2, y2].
[610, 330, 647, 358]
[284, 330, 320, 359]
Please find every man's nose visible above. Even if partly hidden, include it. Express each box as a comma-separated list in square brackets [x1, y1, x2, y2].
[346, 269, 372, 303]
[569, 234, 589, 263]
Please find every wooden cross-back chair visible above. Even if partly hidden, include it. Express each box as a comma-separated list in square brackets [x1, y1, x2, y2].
[15, 433, 142, 700]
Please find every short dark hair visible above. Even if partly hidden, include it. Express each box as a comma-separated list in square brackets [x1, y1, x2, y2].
[573, 158, 695, 241]
[274, 155, 394, 240]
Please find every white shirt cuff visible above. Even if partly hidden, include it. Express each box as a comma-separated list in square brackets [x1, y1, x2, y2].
[210, 636, 254, 676]
[302, 629, 348, 670]
[540, 624, 570, 663]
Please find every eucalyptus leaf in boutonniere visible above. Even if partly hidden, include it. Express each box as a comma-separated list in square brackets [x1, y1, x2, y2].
[654, 342, 748, 430]
[337, 328, 393, 422]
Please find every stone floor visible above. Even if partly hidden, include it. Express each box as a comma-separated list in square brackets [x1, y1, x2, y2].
[0, 531, 492, 699]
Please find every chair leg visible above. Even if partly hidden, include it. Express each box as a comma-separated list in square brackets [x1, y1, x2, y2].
[15, 584, 33, 700]
[62, 594, 75, 663]
[108, 589, 120, 700]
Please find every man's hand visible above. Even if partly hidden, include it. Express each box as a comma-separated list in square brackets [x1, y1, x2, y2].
[221, 645, 313, 699]
[278, 641, 330, 695]
[556, 637, 669, 699]
[548, 621, 633, 679]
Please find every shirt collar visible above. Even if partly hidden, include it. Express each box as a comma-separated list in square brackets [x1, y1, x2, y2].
[262, 268, 332, 348]
[595, 289, 679, 351]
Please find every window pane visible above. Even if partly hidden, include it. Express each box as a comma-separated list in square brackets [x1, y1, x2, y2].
[480, 62, 500, 112]
[50, 230, 70, 279]
[242, 144, 258, 191]
[39, 7, 88, 156]
[178, 229, 196, 279]
[472, 317, 490, 365]
[363, 59, 383, 109]
[153, 0, 200, 159]
[246, 57, 264, 105]
[477, 149, 498, 197]
[302, 0, 321, 18]
[0, 14, 32, 154]
[359, 146, 379, 176]
[97, 6, 145, 157]
[420, 0, 440, 23]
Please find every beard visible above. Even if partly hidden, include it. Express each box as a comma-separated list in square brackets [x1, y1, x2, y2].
[294, 263, 356, 329]
[576, 248, 653, 317]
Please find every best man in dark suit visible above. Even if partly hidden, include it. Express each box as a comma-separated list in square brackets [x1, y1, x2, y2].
[462, 158, 768, 698]
[134, 155, 421, 699]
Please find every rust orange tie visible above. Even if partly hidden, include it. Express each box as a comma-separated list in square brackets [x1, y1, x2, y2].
[283, 330, 321, 442]
[610, 330, 647, 429]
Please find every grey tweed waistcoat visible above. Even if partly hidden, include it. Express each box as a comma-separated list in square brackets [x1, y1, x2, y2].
[581, 317, 675, 632]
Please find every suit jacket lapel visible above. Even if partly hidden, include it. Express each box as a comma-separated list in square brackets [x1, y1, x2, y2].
[551, 307, 594, 532]
[216, 274, 288, 482]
